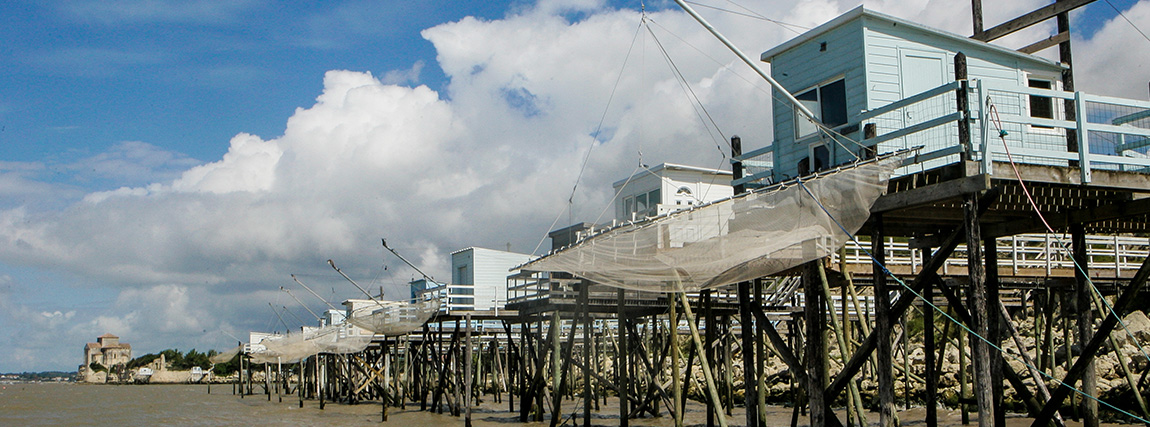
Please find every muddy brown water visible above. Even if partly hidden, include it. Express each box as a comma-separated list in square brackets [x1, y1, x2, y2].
[0, 382, 1131, 426]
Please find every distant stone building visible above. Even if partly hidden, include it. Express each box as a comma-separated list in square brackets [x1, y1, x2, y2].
[78, 333, 132, 382]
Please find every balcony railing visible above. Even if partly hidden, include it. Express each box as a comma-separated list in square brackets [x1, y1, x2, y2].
[852, 78, 1150, 183]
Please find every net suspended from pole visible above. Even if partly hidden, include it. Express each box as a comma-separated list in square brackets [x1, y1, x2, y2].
[210, 345, 243, 364]
[520, 153, 904, 292]
[345, 296, 440, 336]
[250, 324, 374, 364]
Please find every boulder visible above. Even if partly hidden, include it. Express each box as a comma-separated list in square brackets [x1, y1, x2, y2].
[1115, 310, 1150, 346]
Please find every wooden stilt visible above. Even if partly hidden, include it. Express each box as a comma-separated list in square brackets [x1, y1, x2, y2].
[1031, 254, 1150, 426]
[820, 262, 865, 427]
[923, 248, 938, 427]
[549, 311, 563, 427]
[757, 278, 769, 427]
[873, 214, 897, 427]
[679, 292, 729, 427]
[581, 282, 592, 427]
[716, 128, 752, 423]
[670, 293, 683, 427]
[465, 314, 473, 427]
[618, 289, 630, 427]
[998, 300, 1067, 427]
[1072, 225, 1098, 427]
[1088, 289, 1150, 420]
[985, 238, 1005, 427]
[704, 290, 716, 427]
[804, 261, 828, 427]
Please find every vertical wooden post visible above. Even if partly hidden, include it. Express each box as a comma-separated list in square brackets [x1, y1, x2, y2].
[924, 248, 938, 427]
[1058, 1, 1078, 159]
[971, 0, 983, 34]
[873, 214, 897, 427]
[732, 135, 760, 427]
[1062, 291, 1077, 420]
[964, 190, 994, 427]
[319, 355, 325, 410]
[550, 311, 562, 425]
[383, 339, 390, 422]
[756, 279, 769, 426]
[618, 289, 630, 427]
[1072, 225, 1098, 427]
[465, 314, 473, 427]
[239, 347, 245, 398]
[804, 261, 827, 427]
[671, 293, 683, 427]
[704, 290, 716, 427]
[581, 282, 592, 427]
[723, 315, 733, 417]
[680, 292, 729, 427]
[985, 238, 1004, 427]
[454, 319, 462, 416]
[820, 262, 864, 427]
[956, 52, 972, 161]
[266, 363, 272, 401]
[960, 317, 969, 425]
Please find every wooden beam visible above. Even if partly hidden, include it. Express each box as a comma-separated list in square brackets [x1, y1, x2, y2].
[827, 188, 1000, 399]
[1030, 252, 1150, 426]
[1018, 31, 1070, 54]
[871, 174, 991, 213]
[972, 0, 1096, 42]
[983, 195, 1150, 237]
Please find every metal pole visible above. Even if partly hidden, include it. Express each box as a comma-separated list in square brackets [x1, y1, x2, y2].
[670, 0, 819, 122]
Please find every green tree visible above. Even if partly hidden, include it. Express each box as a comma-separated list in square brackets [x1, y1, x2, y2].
[127, 353, 161, 370]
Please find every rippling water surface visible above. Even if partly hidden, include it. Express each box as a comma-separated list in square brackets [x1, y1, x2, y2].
[0, 382, 1128, 426]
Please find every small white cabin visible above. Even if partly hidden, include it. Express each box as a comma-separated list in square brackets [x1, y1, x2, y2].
[421, 246, 533, 313]
[612, 163, 733, 222]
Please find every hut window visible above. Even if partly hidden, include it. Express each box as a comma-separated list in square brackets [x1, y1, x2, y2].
[1028, 78, 1054, 120]
[794, 78, 848, 140]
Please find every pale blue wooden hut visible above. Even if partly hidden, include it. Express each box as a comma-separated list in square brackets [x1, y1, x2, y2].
[734, 6, 1149, 186]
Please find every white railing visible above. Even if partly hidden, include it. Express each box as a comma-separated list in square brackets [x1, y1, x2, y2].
[852, 78, 1150, 183]
[839, 234, 1150, 277]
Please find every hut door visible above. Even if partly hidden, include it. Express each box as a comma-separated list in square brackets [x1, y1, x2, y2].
[898, 49, 951, 164]
[899, 49, 946, 122]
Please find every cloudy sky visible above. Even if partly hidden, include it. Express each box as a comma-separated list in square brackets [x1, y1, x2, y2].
[0, 0, 1146, 372]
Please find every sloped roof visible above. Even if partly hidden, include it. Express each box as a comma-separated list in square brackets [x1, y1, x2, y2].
[98, 333, 118, 339]
[760, 6, 1063, 71]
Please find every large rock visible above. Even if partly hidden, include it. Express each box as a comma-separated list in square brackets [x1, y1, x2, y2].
[1115, 310, 1150, 347]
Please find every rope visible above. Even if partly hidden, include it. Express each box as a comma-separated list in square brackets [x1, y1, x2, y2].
[795, 176, 1150, 425]
[644, 19, 729, 152]
[591, 161, 644, 226]
[683, 0, 809, 35]
[1105, 0, 1150, 44]
[531, 16, 646, 257]
[985, 96, 1150, 368]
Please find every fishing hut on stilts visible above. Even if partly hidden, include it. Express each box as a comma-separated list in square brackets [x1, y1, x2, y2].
[249, 2, 1150, 427]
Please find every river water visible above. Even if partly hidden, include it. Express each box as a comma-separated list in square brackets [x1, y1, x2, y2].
[0, 382, 1127, 426]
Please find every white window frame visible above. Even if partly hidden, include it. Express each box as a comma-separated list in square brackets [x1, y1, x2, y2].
[793, 76, 847, 142]
[808, 141, 832, 173]
[1024, 73, 1065, 136]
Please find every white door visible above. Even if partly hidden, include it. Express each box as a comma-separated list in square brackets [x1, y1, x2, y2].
[898, 49, 952, 162]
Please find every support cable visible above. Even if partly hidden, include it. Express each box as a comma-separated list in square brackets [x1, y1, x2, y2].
[985, 97, 1150, 368]
[1105, 0, 1150, 44]
[795, 176, 1150, 425]
[531, 15, 646, 257]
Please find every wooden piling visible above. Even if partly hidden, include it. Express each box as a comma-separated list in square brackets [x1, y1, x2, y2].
[873, 214, 897, 427]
